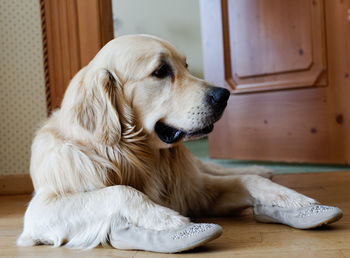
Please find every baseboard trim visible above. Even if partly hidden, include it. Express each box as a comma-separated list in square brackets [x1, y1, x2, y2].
[0, 174, 33, 195]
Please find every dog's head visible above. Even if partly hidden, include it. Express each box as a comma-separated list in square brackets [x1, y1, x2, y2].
[63, 35, 229, 148]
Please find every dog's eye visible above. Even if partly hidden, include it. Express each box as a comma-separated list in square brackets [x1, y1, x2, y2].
[152, 63, 172, 79]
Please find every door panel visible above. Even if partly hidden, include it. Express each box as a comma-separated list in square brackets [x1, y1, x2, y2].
[200, 0, 350, 164]
[211, 88, 331, 163]
[224, 0, 327, 93]
[230, 0, 313, 77]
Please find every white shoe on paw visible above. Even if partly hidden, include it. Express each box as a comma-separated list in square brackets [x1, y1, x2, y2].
[254, 204, 343, 229]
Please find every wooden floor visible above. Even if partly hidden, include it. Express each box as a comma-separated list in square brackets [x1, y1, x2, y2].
[1, 172, 350, 258]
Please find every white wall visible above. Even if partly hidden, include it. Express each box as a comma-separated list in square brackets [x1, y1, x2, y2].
[111, 0, 203, 78]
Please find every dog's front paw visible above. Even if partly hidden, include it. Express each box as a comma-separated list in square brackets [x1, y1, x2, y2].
[242, 166, 274, 179]
[258, 190, 319, 209]
[136, 205, 190, 231]
[152, 206, 190, 230]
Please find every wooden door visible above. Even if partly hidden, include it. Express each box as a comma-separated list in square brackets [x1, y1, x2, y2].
[42, 0, 114, 111]
[200, 0, 350, 164]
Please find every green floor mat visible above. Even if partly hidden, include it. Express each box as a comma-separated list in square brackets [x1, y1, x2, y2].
[184, 138, 350, 174]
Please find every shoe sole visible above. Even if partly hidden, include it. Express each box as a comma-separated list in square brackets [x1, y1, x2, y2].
[255, 212, 343, 229]
[305, 212, 343, 229]
[173, 229, 223, 253]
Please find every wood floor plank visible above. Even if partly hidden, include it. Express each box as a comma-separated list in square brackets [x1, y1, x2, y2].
[0, 172, 349, 257]
[341, 249, 350, 258]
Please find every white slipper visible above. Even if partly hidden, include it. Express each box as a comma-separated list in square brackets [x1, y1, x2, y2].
[254, 204, 343, 229]
[109, 222, 222, 253]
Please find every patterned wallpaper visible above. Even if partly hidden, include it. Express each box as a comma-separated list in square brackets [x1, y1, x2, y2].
[0, 0, 47, 175]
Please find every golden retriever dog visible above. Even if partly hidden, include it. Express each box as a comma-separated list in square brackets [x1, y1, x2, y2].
[18, 34, 324, 250]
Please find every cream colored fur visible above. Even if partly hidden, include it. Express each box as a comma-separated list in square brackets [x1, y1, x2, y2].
[18, 35, 317, 249]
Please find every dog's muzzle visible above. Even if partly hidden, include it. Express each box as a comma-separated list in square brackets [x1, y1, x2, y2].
[155, 87, 230, 144]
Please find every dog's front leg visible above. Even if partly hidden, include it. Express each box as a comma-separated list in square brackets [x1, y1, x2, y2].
[18, 185, 189, 249]
[204, 174, 342, 228]
[19, 185, 223, 252]
[205, 174, 317, 215]
[197, 157, 273, 179]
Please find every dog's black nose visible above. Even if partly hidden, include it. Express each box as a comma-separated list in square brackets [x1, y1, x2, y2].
[206, 87, 230, 109]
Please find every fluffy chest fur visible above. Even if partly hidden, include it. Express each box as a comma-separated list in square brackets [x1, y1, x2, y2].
[101, 142, 211, 216]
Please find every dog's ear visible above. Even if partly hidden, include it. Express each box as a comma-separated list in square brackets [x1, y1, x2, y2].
[76, 68, 123, 146]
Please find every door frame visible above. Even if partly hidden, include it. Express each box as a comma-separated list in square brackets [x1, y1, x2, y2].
[40, 0, 114, 113]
